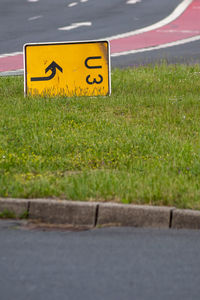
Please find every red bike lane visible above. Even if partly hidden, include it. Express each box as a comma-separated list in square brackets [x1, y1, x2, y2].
[110, 0, 200, 55]
[0, 0, 199, 73]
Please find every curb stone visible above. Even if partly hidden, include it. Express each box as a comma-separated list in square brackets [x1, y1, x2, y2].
[97, 203, 172, 228]
[29, 199, 97, 227]
[0, 198, 200, 230]
[0, 198, 28, 218]
[171, 209, 200, 229]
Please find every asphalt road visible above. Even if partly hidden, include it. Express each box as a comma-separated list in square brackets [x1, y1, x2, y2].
[2, 0, 200, 71]
[112, 39, 200, 67]
[1, 220, 200, 300]
[5, 0, 200, 69]
[0, 0, 181, 54]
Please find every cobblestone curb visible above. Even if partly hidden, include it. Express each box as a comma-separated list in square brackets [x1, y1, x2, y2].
[0, 198, 200, 230]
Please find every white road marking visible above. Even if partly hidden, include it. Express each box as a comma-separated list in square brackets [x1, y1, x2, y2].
[0, 52, 22, 58]
[28, 15, 42, 21]
[3, 34, 198, 61]
[27, 0, 39, 2]
[0, 70, 24, 76]
[0, 0, 197, 64]
[111, 34, 200, 57]
[126, 0, 141, 4]
[80, 0, 88, 2]
[107, 0, 193, 40]
[68, 2, 78, 7]
[58, 22, 92, 30]
[157, 29, 200, 34]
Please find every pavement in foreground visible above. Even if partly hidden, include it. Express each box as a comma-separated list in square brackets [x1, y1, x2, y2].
[0, 219, 200, 300]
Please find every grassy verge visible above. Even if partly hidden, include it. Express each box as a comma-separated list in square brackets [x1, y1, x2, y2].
[0, 64, 200, 209]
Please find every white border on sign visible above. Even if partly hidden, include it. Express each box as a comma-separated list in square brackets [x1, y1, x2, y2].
[23, 39, 111, 97]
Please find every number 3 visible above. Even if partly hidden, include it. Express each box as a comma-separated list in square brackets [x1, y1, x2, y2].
[86, 74, 103, 85]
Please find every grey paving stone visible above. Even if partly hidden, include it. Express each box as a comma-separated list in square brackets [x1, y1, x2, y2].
[0, 198, 29, 218]
[172, 209, 200, 229]
[29, 199, 98, 227]
[97, 203, 172, 228]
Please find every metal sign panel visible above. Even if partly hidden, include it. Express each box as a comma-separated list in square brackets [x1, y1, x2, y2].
[24, 40, 111, 97]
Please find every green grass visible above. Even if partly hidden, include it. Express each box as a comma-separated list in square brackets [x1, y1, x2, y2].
[1, 63, 200, 209]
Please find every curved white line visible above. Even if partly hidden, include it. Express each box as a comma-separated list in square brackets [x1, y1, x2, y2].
[0, 0, 195, 62]
[0, 70, 23, 76]
[0, 51, 22, 58]
[111, 35, 200, 57]
[107, 0, 193, 40]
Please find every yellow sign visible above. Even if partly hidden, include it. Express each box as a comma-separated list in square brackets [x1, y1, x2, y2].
[24, 40, 111, 97]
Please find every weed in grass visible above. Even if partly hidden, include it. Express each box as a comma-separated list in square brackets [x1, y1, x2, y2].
[0, 209, 16, 219]
[19, 210, 29, 219]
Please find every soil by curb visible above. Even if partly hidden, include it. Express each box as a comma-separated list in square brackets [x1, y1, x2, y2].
[1, 197, 200, 230]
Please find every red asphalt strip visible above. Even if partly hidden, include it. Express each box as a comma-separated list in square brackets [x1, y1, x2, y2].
[0, 0, 200, 72]
[110, 0, 200, 53]
[0, 54, 23, 72]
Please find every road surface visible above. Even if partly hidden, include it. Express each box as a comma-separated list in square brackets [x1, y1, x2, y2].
[1, 0, 200, 73]
[0, 220, 200, 300]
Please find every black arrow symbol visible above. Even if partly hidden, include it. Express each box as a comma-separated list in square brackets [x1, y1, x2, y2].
[31, 61, 63, 81]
